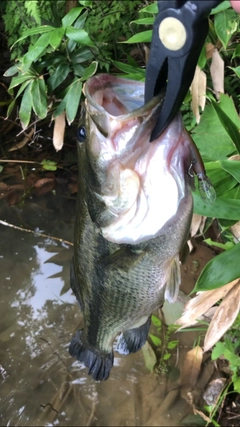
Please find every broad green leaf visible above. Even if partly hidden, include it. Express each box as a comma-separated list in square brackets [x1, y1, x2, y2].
[233, 44, 240, 59]
[53, 100, 66, 118]
[47, 63, 70, 92]
[112, 60, 145, 77]
[80, 61, 98, 80]
[149, 334, 161, 346]
[204, 238, 234, 251]
[193, 192, 240, 220]
[9, 72, 36, 89]
[139, 3, 158, 14]
[19, 82, 33, 128]
[31, 78, 47, 119]
[65, 79, 83, 124]
[116, 73, 145, 82]
[124, 30, 152, 44]
[73, 64, 85, 77]
[3, 64, 19, 77]
[233, 377, 240, 393]
[79, 1, 92, 6]
[6, 99, 16, 118]
[228, 66, 240, 78]
[163, 353, 171, 361]
[221, 160, 240, 183]
[73, 10, 88, 29]
[205, 162, 237, 196]
[41, 160, 57, 171]
[131, 17, 154, 25]
[62, 7, 83, 28]
[218, 93, 240, 129]
[214, 9, 237, 49]
[197, 44, 207, 69]
[16, 80, 33, 98]
[211, 1, 231, 14]
[167, 341, 178, 350]
[66, 27, 94, 46]
[193, 242, 240, 292]
[151, 314, 161, 327]
[11, 26, 55, 48]
[70, 47, 93, 64]
[49, 27, 65, 49]
[212, 342, 227, 359]
[22, 33, 51, 64]
[212, 101, 240, 153]
[192, 104, 235, 160]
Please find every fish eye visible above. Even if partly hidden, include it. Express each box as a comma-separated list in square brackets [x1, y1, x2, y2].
[77, 125, 87, 143]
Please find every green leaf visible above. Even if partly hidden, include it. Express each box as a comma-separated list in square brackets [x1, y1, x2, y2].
[212, 101, 240, 153]
[221, 160, 240, 183]
[6, 99, 16, 118]
[3, 64, 19, 77]
[197, 44, 207, 69]
[47, 63, 70, 92]
[70, 47, 93, 64]
[65, 79, 82, 124]
[228, 66, 240, 78]
[193, 242, 240, 292]
[214, 9, 237, 49]
[41, 160, 57, 171]
[139, 3, 158, 14]
[212, 342, 226, 360]
[193, 192, 240, 220]
[204, 238, 234, 251]
[49, 27, 65, 49]
[211, 1, 231, 14]
[123, 30, 152, 43]
[167, 340, 178, 350]
[205, 162, 237, 196]
[80, 61, 98, 80]
[11, 26, 55, 48]
[30, 78, 48, 119]
[62, 7, 84, 28]
[66, 27, 94, 46]
[149, 334, 162, 346]
[22, 33, 51, 64]
[163, 353, 171, 361]
[151, 315, 162, 327]
[79, 0, 92, 6]
[112, 60, 145, 77]
[233, 377, 240, 393]
[9, 72, 37, 89]
[131, 17, 154, 25]
[19, 82, 33, 129]
[233, 44, 240, 59]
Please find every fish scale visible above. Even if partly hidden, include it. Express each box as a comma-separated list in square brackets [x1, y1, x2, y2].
[68, 74, 207, 381]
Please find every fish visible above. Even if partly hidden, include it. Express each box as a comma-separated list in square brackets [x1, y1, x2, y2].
[69, 74, 209, 381]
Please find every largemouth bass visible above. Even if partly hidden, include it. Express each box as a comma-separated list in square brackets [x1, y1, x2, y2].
[69, 74, 206, 381]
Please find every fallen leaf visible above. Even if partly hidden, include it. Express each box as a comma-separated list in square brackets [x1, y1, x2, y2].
[176, 279, 239, 329]
[141, 341, 157, 373]
[190, 213, 207, 237]
[229, 154, 240, 161]
[204, 280, 240, 352]
[53, 112, 65, 151]
[34, 177, 55, 188]
[203, 377, 227, 406]
[180, 346, 203, 390]
[206, 43, 215, 59]
[190, 65, 206, 123]
[210, 48, 224, 100]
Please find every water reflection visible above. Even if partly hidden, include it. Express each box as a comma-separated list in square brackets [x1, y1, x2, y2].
[0, 196, 188, 426]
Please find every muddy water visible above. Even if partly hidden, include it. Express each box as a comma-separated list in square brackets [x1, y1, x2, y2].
[0, 194, 212, 426]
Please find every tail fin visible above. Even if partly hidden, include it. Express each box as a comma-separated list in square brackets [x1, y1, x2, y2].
[116, 317, 151, 355]
[69, 330, 113, 381]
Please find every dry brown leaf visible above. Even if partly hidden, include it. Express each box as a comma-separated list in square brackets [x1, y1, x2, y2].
[204, 280, 240, 352]
[210, 48, 224, 100]
[190, 213, 207, 238]
[34, 178, 55, 188]
[229, 154, 240, 161]
[190, 65, 206, 123]
[230, 221, 240, 242]
[8, 128, 34, 151]
[176, 279, 239, 329]
[53, 112, 65, 151]
[206, 43, 215, 59]
[180, 346, 203, 390]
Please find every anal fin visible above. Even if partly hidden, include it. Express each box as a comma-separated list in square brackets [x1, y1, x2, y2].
[164, 255, 181, 303]
[69, 330, 113, 381]
[116, 317, 151, 355]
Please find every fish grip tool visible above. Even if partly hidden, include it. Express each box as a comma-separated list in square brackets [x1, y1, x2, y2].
[145, 0, 223, 141]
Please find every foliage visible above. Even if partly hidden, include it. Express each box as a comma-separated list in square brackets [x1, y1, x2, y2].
[150, 314, 178, 374]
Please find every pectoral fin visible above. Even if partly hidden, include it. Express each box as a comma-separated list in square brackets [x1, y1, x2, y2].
[116, 317, 151, 355]
[164, 255, 181, 303]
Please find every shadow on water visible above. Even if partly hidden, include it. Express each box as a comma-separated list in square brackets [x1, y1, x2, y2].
[0, 193, 192, 427]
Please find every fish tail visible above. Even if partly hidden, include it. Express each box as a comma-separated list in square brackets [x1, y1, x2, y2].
[116, 317, 151, 355]
[69, 330, 114, 381]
